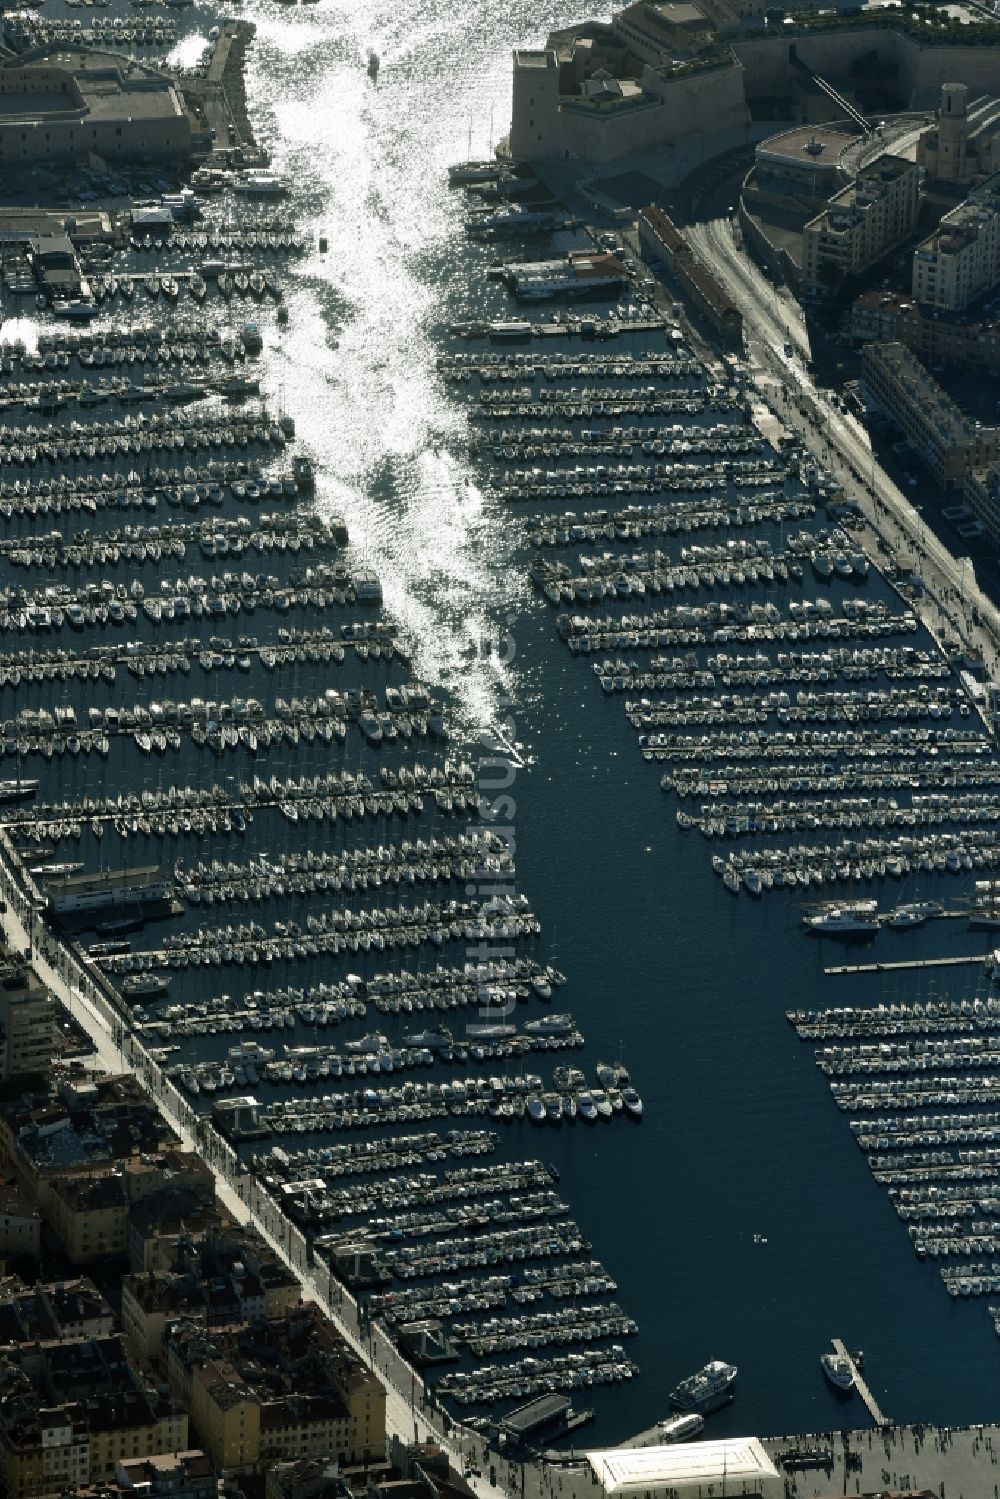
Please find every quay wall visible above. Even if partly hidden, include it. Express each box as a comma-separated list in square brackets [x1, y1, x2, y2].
[738, 188, 803, 288]
[731, 28, 1000, 109]
[0, 103, 191, 165]
[909, 42, 1000, 99]
[731, 27, 904, 101]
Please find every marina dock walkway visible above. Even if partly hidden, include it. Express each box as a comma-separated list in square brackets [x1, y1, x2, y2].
[832, 1339, 888, 1427]
[825, 953, 986, 976]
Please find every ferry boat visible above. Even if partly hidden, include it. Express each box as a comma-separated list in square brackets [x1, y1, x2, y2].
[228, 1041, 275, 1064]
[343, 1031, 389, 1054]
[656, 1413, 705, 1442]
[52, 299, 97, 320]
[87, 939, 132, 959]
[466, 204, 558, 236]
[669, 1359, 737, 1413]
[95, 915, 146, 937]
[523, 1013, 574, 1036]
[820, 1352, 855, 1392]
[233, 174, 287, 197]
[292, 455, 315, 492]
[403, 1025, 455, 1048]
[465, 1022, 517, 1040]
[50, 879, 172, 918]
[489, 321, 533, 342]
[354, 570, 383, 604]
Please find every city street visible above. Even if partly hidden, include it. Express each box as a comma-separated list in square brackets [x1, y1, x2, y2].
[685, 211, 1000, 681]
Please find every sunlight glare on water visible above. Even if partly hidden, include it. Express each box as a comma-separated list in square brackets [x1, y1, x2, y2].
[165, 33, 213, 70]
[0, 318, 41, 353]
[242, 2, 595, 735]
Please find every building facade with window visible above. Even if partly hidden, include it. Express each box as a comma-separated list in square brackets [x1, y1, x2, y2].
[912, 172, 1000, 312]
[802, 155, 919, 290]
[861, 340, 1000, 486]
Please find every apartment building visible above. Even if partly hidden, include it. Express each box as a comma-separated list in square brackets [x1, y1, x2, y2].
[965, 460, 1000, 542]
[0, 1389, 91, 1498]
[48, 1171, 130, 1264]
[166, 1306, 385, 1475]
[0, 959, 54, 1082]
[123, 1228, 300, 1366]
[912, 173, 1000, 312]
[116, 1449, 216, 1499]
[6, 1085, 175, 1204]
[802, 155, 919, 291]
[0, 1277, 114, 1342]
[0, 1184, 40, 1260]
[127, 1178, 221, 1274]
[189, 1359, 259, 1474]
[265, 1457, 351, 1499]
[861, 340, 1000, 486]
[87, 1388, 189, 1484]
[0, 1335, 188, 1495]
[851, 289, 1000, 369]
[121, 1274, 209, 1367]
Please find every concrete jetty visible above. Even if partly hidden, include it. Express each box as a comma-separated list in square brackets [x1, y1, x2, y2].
[825, 952, 985, 976]
[831, 1338, 888, 1427]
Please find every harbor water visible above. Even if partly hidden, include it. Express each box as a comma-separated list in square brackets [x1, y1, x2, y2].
[5, 0, 1000, 1453]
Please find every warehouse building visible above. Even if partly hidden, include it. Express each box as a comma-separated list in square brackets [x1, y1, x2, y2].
[639, 204, 742, 343]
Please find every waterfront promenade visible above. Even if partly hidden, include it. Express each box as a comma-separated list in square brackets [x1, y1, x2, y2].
[766, 1421, 1000, 1497]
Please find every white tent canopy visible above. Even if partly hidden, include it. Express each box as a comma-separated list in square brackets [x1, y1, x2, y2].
[587, 1438, 782, 1499]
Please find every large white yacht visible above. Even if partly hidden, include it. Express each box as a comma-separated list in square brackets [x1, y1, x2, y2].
[447, 160, 503, 186]
[669, 1359, 737, 1413]
[803, 902, 879, 937]
[887, 899, 943, 929]
[820, 1352, 855, 1392]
